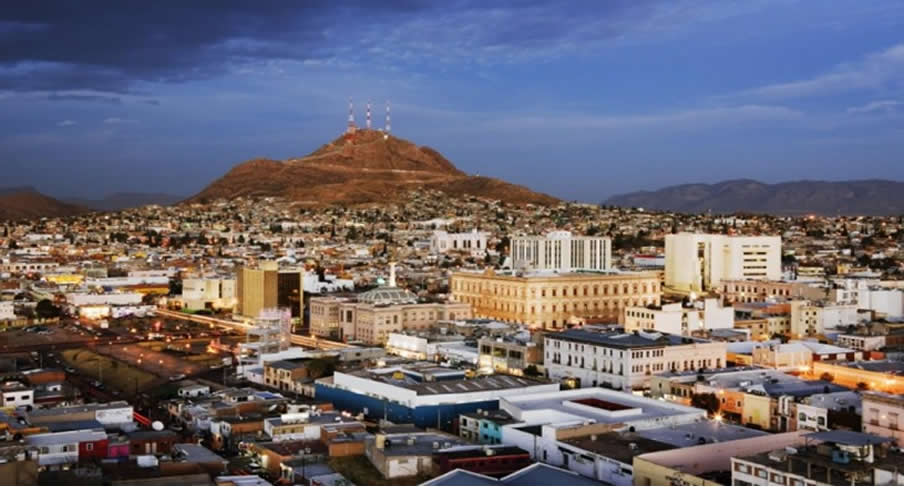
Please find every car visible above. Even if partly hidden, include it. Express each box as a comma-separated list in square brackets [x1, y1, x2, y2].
[64, 367, 77, 374]
[168, 374, 187, 382]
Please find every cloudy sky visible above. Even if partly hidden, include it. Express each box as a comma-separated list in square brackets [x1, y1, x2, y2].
[2, 1, 904, 201]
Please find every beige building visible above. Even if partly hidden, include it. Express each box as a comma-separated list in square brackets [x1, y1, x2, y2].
[236, 262, 303, 321]
[309, 288, 470, 344]
[720, 279, 827, 304]
[735, 316, 791, 340]
[450, 269, 660, 330]
[862, 392, 904, 446]
[181, 277, 236, 311]
[665, 233, 781, 293]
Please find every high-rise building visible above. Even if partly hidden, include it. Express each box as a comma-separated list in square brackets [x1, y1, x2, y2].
[665, 233, 781, 293]
[510, 231, 611, 272]
[236, 262, 303, 321]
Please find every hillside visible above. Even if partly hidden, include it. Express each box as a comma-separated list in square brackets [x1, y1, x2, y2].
[190, 129, 558, 206]
[0, 187, 92, 220]
[66, 192, 184, 211]
[605, 179, 904, 216]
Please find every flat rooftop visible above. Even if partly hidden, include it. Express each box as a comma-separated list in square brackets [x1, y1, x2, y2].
[501, 387, 704, 427]
[563, 432, 673, 464]
[637, 420, 768, 447]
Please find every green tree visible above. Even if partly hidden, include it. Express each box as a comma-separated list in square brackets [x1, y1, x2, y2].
[690, 392, 720, 415]
[35, 299, 60, 319]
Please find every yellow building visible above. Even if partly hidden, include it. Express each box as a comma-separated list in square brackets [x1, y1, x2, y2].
[741, 393, 773, 430]
[44, 274, 84, 285]
[236, 262, 302, 321]
[450, 269, 660, 329]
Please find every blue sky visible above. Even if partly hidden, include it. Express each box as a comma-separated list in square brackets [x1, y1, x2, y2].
[2, 1, 904, 201]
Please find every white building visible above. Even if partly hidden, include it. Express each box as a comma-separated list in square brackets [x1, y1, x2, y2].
[0, 301, 15, 320]
[1, 382, 34, 409]
[833, 279, 904, 319]
[665, 233, 781, 292]
[544, 328, 727, 391]
[181, 277, 236, 310]
[303, 270, 353, 294]
[430, 229, 489, 256]
[624, 298, 733, 336]
[66, 292, 144, 307]
[790, 300, 862, 337]
[510, 231, 612, 273]
[27, 429, 107, 466]
[498, 387, 706, 484]
[836, 334, 886, 352]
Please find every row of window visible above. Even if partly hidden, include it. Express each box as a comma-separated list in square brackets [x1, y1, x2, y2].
[455, 281, 657, 297]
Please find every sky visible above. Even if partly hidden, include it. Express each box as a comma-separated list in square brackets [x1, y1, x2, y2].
[2, 1, 904, 202]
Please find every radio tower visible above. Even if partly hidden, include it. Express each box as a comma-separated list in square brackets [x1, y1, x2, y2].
[346, 98, 356, 134]
[385, 100, 391, 133]
[366, 101, 372, 129]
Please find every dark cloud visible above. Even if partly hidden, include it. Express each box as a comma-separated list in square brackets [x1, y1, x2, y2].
[0, 1, 434, 92]
[0, 1, 664, 93]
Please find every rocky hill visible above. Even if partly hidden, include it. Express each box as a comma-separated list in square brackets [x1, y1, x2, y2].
[190, 129, 558, 206]
[605, 179, 904, 216]
[0, 187, 92, 220]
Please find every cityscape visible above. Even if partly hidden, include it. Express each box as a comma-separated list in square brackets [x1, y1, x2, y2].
[3, 2, 904, 487]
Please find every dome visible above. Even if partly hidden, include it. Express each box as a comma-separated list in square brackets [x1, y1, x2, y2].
[358, 286, 418, 306]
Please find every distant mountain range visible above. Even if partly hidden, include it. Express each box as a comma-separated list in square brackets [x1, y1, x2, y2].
[190, 129, 558, 206]
[65, 192, 184, 211]
[605, 179, 904, 216]
[0, 187, 92, 221]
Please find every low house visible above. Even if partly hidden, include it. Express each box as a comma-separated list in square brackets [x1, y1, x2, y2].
[26, 429, 107, 467]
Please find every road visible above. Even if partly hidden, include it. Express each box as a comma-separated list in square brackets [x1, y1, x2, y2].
[155, 309, 355, 350]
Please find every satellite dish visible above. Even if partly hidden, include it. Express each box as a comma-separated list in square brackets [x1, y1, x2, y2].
[152, 421, 164, 431]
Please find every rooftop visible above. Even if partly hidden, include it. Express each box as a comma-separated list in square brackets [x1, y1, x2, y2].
[546, 328, 704, 349]
[500, 387, 704, 429]
[636, 420, 768, 447]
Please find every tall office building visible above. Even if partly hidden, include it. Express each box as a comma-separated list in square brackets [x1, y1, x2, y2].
[236, 262, 303, 320]
[510, 231, 611, 273]
[665, 233, 781, 293]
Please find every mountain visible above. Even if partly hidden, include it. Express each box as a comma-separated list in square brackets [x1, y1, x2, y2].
[190, 129, 558, 206]
[605, 179, 904, 216]
[66, 192, 184, 211]
[0, 187, 92, 220]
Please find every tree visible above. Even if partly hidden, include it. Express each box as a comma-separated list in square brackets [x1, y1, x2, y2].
[35, 299, 60, 319]
[690, 392, 720, 415]
[523, 365, 541, 377]
[307, 358, 336, 378]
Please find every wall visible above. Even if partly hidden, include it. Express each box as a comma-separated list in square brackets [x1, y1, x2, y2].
[632, 431, 806, 486]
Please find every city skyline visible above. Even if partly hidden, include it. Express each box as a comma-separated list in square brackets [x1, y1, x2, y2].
[2, 1, 904, 202]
